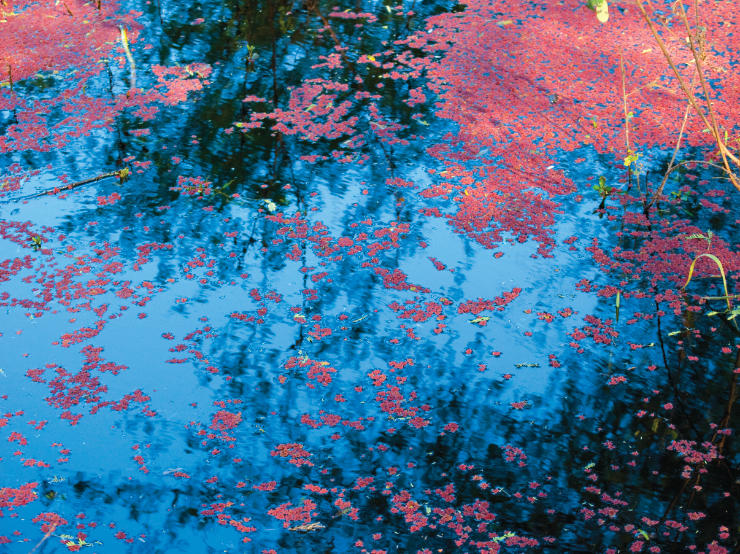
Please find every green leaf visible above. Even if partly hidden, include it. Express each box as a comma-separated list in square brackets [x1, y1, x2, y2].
[492, 532, 516, 543]
[117, 167, 130, 183]
[682, 253, 732, 313]
[684, 231, 712, 245]
[623, 151, 639, 167]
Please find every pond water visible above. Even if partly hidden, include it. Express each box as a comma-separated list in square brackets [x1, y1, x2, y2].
[1, 0, 737, 552]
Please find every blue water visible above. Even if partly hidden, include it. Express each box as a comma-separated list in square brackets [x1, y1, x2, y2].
[1, 1, 737, 552]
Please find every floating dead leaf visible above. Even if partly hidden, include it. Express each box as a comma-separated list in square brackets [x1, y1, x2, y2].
[289, 522, 326, 532]
[596, 0, 609, 23]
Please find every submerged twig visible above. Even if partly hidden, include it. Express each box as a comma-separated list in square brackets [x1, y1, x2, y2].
[27, 526, 56, 554]
[0, 169, 129, 204]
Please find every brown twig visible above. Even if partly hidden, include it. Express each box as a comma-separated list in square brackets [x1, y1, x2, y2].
[619, 53, 631, 153]
[305, 0, 343, 50]
[619, 54, 646, 201]
[674, 2, 739, 187]
[304, 0, 357, 73]
[634, 0, 739, 191]
[646, 103, 691, 210]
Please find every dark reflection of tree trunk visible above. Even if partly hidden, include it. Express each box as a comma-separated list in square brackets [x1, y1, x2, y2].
[270, 2, 278, 106]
